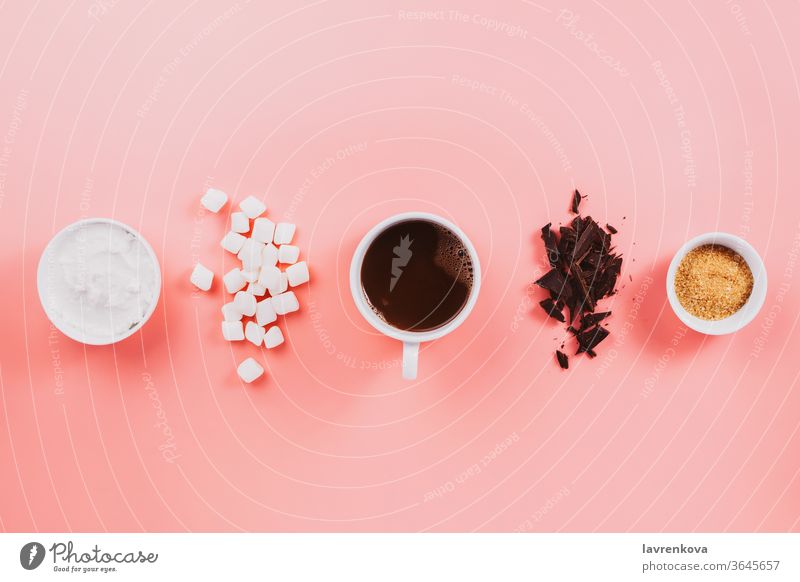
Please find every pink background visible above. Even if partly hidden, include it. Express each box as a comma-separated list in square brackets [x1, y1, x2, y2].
[1, 0, 799, 532]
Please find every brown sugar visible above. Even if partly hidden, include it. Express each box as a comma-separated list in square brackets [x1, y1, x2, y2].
[674, 244, 753, 320]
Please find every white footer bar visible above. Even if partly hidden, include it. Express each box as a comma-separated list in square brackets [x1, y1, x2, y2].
[1, 533, 798, 581]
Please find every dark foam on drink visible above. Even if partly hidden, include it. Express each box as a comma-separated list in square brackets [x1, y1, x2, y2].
[433, 223, 474, 287]
[360, 219, 473, 332]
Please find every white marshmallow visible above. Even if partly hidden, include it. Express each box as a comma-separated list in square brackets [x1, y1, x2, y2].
[263, 325, 284, 349]
[222, 321, 244, 341]
[257, 265, 281, 289]
[190, 263, 213, 291]
[239, 195, 266, 219]
[245, 321, 265, 346]
[261, 243, 278, 267]
[221, 231, 246, 254]
[240, 256, 260, 274]
[237, 357, 264, 383]
[234, 290, 256, 317]
[251, 218, 275, 244]
[241, 270, 259, 283]
[272, 291, 299, 315]
[221, 302, 242, 322]
[201, 188, 228, 212]
[230, 211, 249, 234]
[286, 261, 309, 287]
[247, 282, 267, 296]
[222, 268, 246, 294]
[267, 272, 288, 296]
[273, 222, 296, 245]
[256, 298, 277, 326]
[237, 238, 264, 272]
[278, 244, 300, 264]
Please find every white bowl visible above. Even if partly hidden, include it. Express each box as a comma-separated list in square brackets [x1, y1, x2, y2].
[37, 218, 162, 345]
[666, 232, 767, 335]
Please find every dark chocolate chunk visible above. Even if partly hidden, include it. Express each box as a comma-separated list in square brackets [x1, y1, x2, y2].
[540, 223, 559, 268]
[580, 311, 611, 329]
[573, 220, 602, 260]
[535, 269, 567, 297]
[576, 326, 610, 353]
[539, 298, 566, 322]
[571, 190, 582, 214]
[556, 350, 569, 369]
[606, 224, 618, 234]
[567, 302, 577, 325]
[558, 226, 576, 261]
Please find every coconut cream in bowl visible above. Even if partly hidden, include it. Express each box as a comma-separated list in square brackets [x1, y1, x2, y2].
[37, 218, 161, 345]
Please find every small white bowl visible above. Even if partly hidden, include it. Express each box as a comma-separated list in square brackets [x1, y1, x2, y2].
[37, 218, 162, 345]
[666, 232, 767, 335]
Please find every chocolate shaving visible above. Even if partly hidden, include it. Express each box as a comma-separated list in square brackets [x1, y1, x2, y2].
[571, 189, 582, 214]
[533, 191, 623, 368]
[556, 350, 569, 369]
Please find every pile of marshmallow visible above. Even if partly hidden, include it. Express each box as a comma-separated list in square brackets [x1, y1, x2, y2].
[189, 188, 309, 383]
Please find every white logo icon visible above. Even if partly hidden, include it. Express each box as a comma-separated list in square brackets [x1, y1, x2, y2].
[389, 234, 413, 292]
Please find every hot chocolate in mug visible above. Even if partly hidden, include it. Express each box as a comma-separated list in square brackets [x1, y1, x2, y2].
[350, 212, 481, 380]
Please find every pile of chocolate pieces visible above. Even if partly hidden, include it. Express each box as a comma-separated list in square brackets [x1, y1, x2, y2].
[534, 191, 623, 369]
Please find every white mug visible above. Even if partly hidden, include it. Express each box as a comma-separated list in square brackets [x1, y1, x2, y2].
[349, 212, 481, 380]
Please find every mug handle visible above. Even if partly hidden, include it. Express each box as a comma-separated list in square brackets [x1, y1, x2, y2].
[402, 341, 419, 380]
